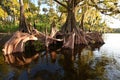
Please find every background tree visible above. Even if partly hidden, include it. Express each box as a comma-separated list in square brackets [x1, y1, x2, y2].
[19, 0, 28, 32]
[0, 0, 119, 33]
[53, 0, 119, 32]
[19, 0, 40, 33]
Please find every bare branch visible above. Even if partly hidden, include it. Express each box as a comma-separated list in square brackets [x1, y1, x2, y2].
[75, 0, 84, 6]
[54, 0, 67, 9]
[88, 1, 120, 15]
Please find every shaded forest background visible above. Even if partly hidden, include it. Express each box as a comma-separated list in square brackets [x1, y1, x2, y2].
[0, 0, 119, 33]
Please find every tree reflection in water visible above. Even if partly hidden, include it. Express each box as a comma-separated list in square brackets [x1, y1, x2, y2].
[0, 43, 113, 80]
[57, 43, 107, 80]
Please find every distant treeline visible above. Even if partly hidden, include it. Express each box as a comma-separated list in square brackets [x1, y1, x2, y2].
[113, 28, 120, 33]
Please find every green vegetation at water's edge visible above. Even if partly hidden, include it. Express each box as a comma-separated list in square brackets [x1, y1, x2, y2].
[0, 22, 114, 33]
[113, 28, 120, 33]
[0, 24, 18, 33]
[0, 23, 51, 33]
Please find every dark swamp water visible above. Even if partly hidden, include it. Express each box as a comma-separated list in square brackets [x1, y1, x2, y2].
[0, 33, 120, 80]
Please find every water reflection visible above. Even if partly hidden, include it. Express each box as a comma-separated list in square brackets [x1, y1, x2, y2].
[100, 33, 120, 80]
[1, 47, 107, 80]
[1, 33, 120, 80]
[60, 47, 106, 80]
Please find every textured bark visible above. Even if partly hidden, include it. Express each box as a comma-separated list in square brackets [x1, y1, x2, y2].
[50, 21, 58, 37]
[61, 8, 76, 33]
[61, 6, 88, 48]
[86, 32, 104, 44]
[2, 31, 39, 65]
[54, 0, 87, 45]
[63, 32, 75, 49]
[79, 13, 85, 30]
[2, 31, 38, 55]
[19, 0, 32, 33]
[2, 29, 63, 66]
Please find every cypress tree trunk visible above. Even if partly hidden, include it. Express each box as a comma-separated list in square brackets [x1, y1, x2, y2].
[19, 0, 31, 33]
[61, 1, 88, 47]
[61, 7, 77, 33]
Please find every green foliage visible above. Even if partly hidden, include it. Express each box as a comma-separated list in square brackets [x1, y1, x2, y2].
[0, 0, 119, 33]
[0, 24, 18, 33]
[35, 22, 50, 32]
[33, 41, 45, 51]
[0, 7, 8, 19]
[58, 5, 67, 13]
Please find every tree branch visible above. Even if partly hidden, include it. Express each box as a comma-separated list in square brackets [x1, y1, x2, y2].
[75, 0, 84, 6]
[88, 2, 120, 15]
[54, 0, 67, 9]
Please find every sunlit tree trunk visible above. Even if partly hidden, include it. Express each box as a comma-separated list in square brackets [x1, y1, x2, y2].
[79, 13, 85, 30]
[19, 0, 31, 33]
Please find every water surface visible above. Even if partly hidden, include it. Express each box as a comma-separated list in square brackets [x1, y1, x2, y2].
[0, 33, 120, 80]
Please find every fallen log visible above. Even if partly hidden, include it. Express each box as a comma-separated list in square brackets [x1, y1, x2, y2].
[2, 31, 38, 55]
[2, 31, 38, 65]
[32, 29, 63, 52]
[2, 29, 63, 66]
[2, 29, 62, 55]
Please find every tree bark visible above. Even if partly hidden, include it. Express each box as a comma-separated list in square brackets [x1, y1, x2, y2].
[60, 1, 88, 47]
[19, 0, 31, 33]
[61, 8, 77, 33]
[79, 13, 85, 30]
